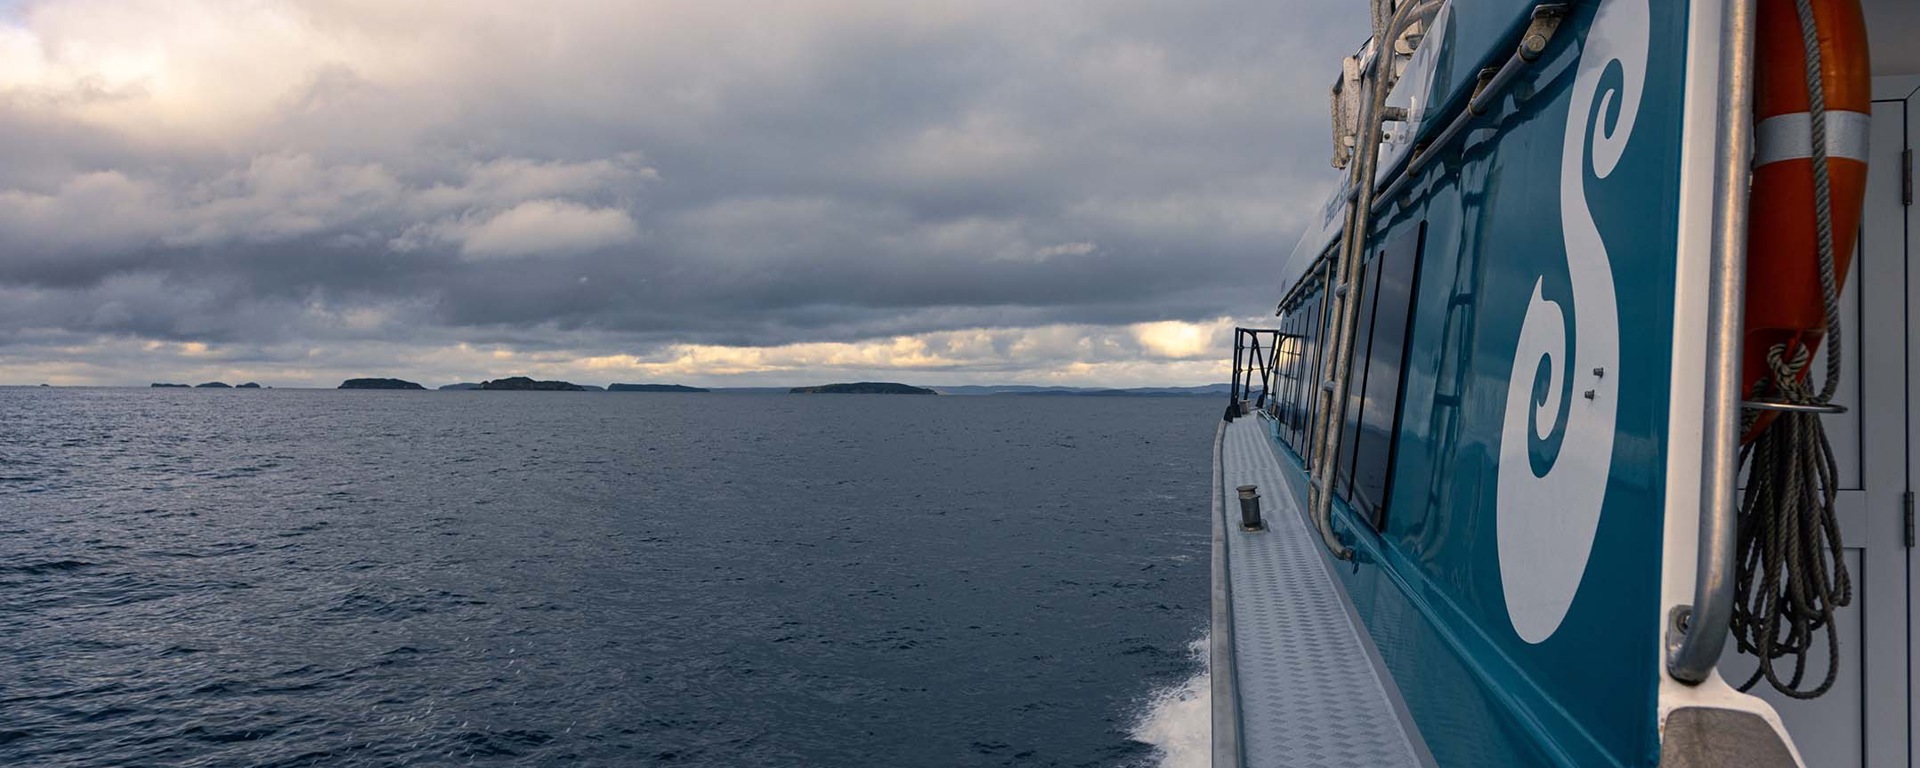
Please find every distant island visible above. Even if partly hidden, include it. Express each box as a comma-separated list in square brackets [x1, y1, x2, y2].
[609, 383, 709, 393]
[930, 384, 1231, 397]
[479, 376, 586, 391]
[150, 380, 264, 389]
[989, 388, 1217, 398]
[340, 377, 426, 390]
[789, 382, 936, 395]
[438, 382, 482, 390]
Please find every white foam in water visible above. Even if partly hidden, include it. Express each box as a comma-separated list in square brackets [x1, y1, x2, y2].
[1131, 635, 1210, 768]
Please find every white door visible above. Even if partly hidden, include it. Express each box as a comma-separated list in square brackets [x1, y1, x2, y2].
[1890, 77, 1920, 768]
[1720, 81, 1914, 768]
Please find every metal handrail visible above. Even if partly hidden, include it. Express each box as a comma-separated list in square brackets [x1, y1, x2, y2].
[1668, 0, 1756, 685]
[1371, 4, 1570, 215]
[1303, 0, 1440, 561]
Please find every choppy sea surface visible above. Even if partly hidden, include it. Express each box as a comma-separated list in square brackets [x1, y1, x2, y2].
[0, 387, 1213, 767]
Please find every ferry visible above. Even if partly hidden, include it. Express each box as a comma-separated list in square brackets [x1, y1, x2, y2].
[1209, 0, 1917, 765]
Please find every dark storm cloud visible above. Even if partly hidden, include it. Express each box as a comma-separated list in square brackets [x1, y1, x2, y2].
[0, 0, 1366, 385]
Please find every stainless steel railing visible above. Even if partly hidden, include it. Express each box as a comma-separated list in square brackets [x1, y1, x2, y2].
[1667, 0, 1756, 685]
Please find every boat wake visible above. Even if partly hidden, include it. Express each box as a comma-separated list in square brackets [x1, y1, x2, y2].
[1130, 634, 1210, 768]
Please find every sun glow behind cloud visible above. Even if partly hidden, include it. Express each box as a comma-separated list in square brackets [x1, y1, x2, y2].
[0, 318, 1254, 388]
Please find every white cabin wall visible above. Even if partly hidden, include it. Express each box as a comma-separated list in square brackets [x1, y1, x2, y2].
[1885, 71, 1920, 768]
[1863, 0, 1919, 77]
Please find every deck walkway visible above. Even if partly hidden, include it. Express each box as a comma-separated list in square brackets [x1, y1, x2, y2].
[1212, 413, 1427, 768]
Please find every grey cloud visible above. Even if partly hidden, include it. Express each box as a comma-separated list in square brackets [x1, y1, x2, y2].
[0, 0, 1365, 385]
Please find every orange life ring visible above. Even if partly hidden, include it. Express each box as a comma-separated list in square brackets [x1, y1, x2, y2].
[1740, 0, 1871, 443]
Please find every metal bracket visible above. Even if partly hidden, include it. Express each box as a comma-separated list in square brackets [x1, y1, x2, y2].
[1518, 4, 1570, 62]
[1467, 66, 1500, 114]
[1740, 399, 1847, 414]
[1666, 604, 1694, 661]
[1902, 148, 1912, 207]
[1905, 490, 1915, 548]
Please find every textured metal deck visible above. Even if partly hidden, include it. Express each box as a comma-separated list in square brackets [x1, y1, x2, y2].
[1216, 415, 1426, 768]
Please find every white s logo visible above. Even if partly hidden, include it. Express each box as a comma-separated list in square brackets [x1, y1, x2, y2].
[1497, 0, 1646, 644]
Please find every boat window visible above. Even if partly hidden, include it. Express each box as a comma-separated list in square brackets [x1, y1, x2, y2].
[1285, 288, 1317, 451]
[1268, 241, 1424, 534]
[1302, 288, 1323, 446]
[1274, 254, 1360, 465]
[1344, 222, 1426, 529]
[1282, 278, 1328, 460]
[1305, 264, 1334, 459]
[1336, 258, 1380, 503]
[1295, 293, 1316, 447]
[1277, 312, 1297, 445]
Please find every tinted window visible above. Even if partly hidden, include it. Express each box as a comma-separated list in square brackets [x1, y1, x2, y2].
[1300, 285, 1328, 460]
[1305, 278, 1331, 462]
[1336, 258, 1380, 500]
[1285, 290, 1318, 452]
[1347, 223, 1425, 528]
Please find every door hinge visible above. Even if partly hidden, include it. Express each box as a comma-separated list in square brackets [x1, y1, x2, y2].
[1906, 490, 1916, 548]
[1904, 148, 1913, 207]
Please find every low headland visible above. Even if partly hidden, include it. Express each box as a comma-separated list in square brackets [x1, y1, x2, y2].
[789, 382, 936, 395]
[339, 377, 426, 390]
[609, 383, 709, 393]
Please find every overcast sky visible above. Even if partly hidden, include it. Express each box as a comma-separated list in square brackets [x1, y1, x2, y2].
[0, 0, 1365, 388]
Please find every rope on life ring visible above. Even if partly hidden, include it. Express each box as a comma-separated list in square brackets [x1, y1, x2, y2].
[1733, 347, 1850, 699]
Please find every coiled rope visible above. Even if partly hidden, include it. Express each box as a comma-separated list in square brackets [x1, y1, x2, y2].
[1727, 0, 1852, 700]
[1732, 348, 1851, 698]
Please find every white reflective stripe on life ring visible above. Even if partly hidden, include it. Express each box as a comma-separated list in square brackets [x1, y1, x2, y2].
[1754, 110, 1872, 167]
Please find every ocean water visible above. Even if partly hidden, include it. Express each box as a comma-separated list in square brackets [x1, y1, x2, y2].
[0, 387, 1213, 767]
